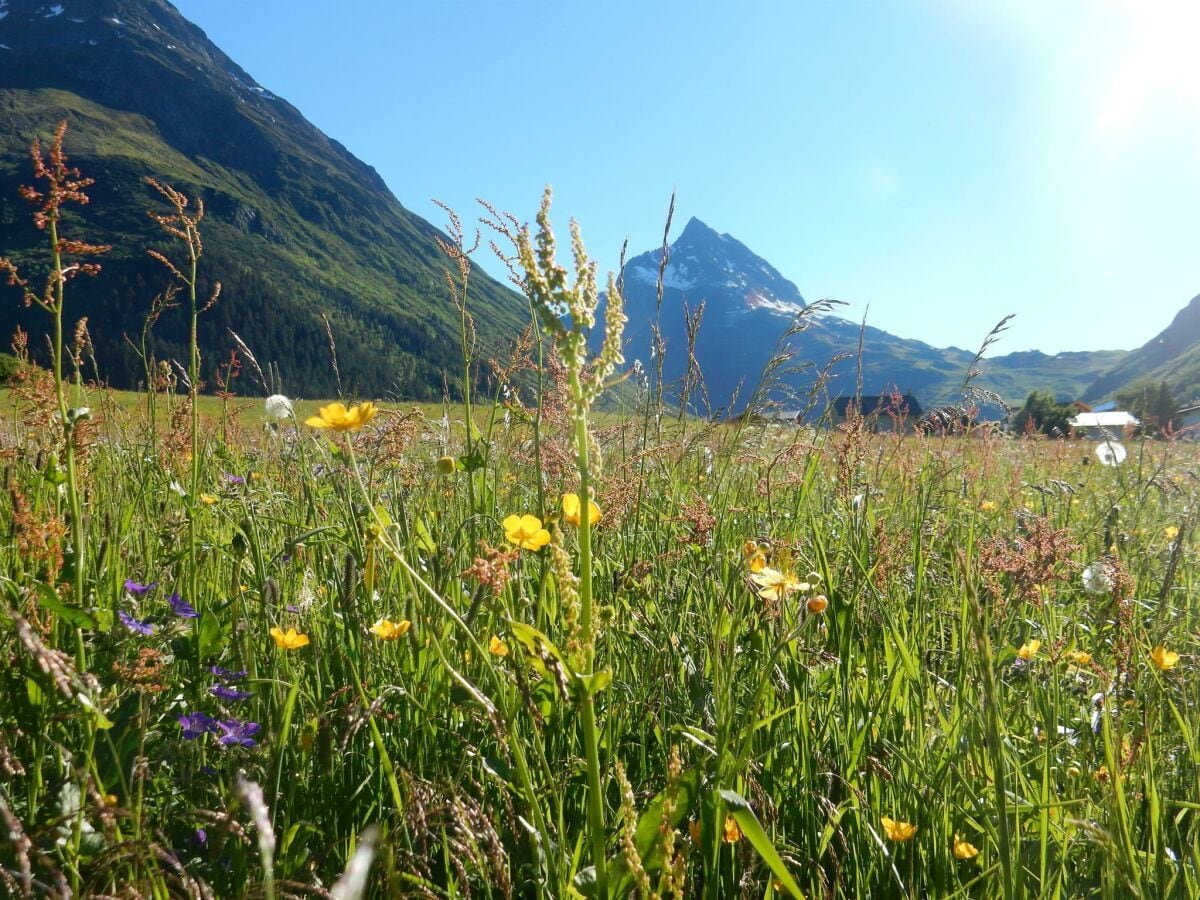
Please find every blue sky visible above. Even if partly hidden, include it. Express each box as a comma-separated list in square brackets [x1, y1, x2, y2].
[172, 0, 1200, 355]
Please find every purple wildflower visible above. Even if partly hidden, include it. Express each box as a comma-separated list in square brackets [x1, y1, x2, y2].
[210, 684, 252, 702]
[168, 592, 199, 619]
[119, 610, 155, 636]
[216, 718, 260, 748]
[222, 472, 245, 485]
[209, 665, 247, 681]
[124, 579, 158, 595]
[194, 828, 208, 846]
[178, 712, 217, 740]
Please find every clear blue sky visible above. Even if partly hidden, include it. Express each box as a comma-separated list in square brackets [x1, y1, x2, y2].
[172, 0, 1200, 355]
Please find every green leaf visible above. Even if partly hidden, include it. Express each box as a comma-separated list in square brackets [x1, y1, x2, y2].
[198, 609, 224, 660]
[413, 519, 437, 554]
[576, 669, 612, 698]
[605, 767, 703, 897]
[32, 583, 96, 630]
[719, 789, 805, 899]
[458, 449, 486, 473]
[77, 692, 114, 730]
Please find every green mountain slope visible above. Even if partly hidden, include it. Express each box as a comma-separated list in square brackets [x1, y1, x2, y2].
[1084, 293, 1200, 405]
[0, 0, 525, 398]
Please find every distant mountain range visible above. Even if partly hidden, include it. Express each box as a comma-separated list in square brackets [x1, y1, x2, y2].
[0, 0, 525, 398]
[0, 1, 1195, 410]
[616, 218, 1130, 415]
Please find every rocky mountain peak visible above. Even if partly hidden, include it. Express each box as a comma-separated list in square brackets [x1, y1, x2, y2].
[622, 215, 806, 315]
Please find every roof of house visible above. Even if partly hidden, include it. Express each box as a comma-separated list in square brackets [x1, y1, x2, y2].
[1069, 411, 1140, 428]
[832, 394, 923, 417]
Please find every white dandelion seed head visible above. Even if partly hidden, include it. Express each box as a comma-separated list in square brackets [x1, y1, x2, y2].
[1095, 441, 1127, 466]
[1082, 561, 1114, 595]
[264, 394, 293, 419]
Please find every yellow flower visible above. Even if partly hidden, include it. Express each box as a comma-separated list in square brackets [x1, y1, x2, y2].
[103, 793, 119, 808]
[979, 500, 996, 512]
[1164, 525, 1179, 541]
[750, 567, 802, 602]
[743, 540, 760, 558]
[502, 514, 551, 551]
[561, 493, 601, 527]
[806, 594, 829, 614]
[1150, 645, 1180, 671]
[1067, 650, 1092, 666]
[489, 635, 509, 658]
[369, 618, 411, 641]
[1017, 639, 1041, 661]
[953, 834, 979, 860]
[270, 626, 310, 650]
[1093, 765, 1110, 783]
[722, 815, 742, 843]
[747, 549, 767, 573]
[881, 816, 917, 842]
[304, 401, 378, 432]
[199, 493, 218, 505]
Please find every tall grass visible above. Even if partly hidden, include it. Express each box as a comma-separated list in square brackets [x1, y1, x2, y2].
[0, 127, 1198, 899]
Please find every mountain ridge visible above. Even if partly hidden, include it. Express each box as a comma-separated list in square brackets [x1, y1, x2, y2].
[0, 0, 526, 398]
[615, 219, 1128, 414]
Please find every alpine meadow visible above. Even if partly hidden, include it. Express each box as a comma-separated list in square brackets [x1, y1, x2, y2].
[2, 2, 1200, 899]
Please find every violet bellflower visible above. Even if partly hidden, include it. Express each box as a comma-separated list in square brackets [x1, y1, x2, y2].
[168, 592, 199, 619]
[118, 610, 155, 636]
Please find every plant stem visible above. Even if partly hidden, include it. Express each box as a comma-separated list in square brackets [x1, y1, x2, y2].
[570, 367, 608, 897]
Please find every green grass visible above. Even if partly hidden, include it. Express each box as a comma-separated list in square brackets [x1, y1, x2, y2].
[2, 189, 1198, 899]
[1, 385, 1197, 897]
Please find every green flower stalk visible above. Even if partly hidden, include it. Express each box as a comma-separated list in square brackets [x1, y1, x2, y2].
[146, 178, 220, 614]
[0, 122, 109, 613]
[515, 187, 627, 896]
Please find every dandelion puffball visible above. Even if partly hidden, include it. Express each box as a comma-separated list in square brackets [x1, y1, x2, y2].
[265, 394, 294, 419]
[1094, 441, 1126, 466]
[1082, 561, 1114, 595]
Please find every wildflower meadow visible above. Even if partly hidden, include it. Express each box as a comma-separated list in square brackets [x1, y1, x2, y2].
[1, 125, 1199, 899]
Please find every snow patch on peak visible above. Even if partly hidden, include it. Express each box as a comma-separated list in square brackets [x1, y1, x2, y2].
[0, 43, 10, 49]
[744, 291, 804, 317]
[631, 262, 695, 292]
[0, 11, 8, 20]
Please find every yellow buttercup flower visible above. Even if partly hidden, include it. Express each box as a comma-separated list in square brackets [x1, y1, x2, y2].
[270, 626, 310, 650]
[305, 401, 378, 432]
[750, 567, 802, 602]
[747, 549, 767, 573]
[979, 500, 996, 512]
[1164, 525, 1179, 541]
[561, 493, 601, 527]
[1150, 645, 1180, 671]
[199, 493, 217, 505]
[881, 816, 917, 842]
[1067, 650, 1092, 666]
[503, 514, 551, 551]
[369, 618, 411, 641]
[489, 635, 509, 658]
[1017, 639, 1041, 661]
[722, 815, 742, 843]
[953, 834, 979, 860]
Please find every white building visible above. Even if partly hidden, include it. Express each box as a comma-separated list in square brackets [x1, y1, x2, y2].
[1069, 411, 1139, 438]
